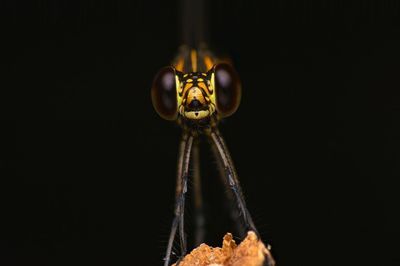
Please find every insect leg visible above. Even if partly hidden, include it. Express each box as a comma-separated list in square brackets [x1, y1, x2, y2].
[164, 133, 194, 266]
[209, 129, 276, 266]
[209, 129, 258, 235]
[192, 141, 205, 245]
[210, 142, 246, 238]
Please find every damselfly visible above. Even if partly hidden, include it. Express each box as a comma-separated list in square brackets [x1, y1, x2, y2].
[151, 1, 275, 266]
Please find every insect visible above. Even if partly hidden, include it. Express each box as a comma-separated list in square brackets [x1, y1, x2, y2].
[151, 1, 275, 265]
[151, 45, 275, 266]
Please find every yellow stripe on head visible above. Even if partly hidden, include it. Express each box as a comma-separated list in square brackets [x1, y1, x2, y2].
[190, 50, 197, 72]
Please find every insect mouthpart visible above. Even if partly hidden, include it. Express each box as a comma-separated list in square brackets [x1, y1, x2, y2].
[184, 109, 210, 120]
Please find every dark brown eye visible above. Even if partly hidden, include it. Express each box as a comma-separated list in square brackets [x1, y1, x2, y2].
[151, 67, 178, 120]
[213, 63, 242, 118]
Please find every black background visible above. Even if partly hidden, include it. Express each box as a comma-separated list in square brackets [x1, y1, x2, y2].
[2, 0, 400, 265]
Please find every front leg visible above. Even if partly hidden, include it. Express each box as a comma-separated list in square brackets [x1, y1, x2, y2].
[209, 129, 258, 235]
[209, 129, 276, 266]
[192, 141, 205, 246]
[164, 133, 194, 266]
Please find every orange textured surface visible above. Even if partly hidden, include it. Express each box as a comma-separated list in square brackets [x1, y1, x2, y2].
[172, 231, 275, 266]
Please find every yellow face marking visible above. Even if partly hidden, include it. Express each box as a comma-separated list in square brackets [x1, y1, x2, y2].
[184, 110, 210, 120]
[197, 82, 208, 92]
[183, 83, 192, 92]
[190, 49, 197, 72]
[178, 83, 183, 95]
[175, 66, 218, 121]
[175, 75, 182, 110]
[187, 87, 206, 105]
[209, 72, 216, 104]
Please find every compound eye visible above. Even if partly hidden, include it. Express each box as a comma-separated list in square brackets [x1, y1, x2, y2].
[213, 63, 242, 118]
[151, 67, 178, 120]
